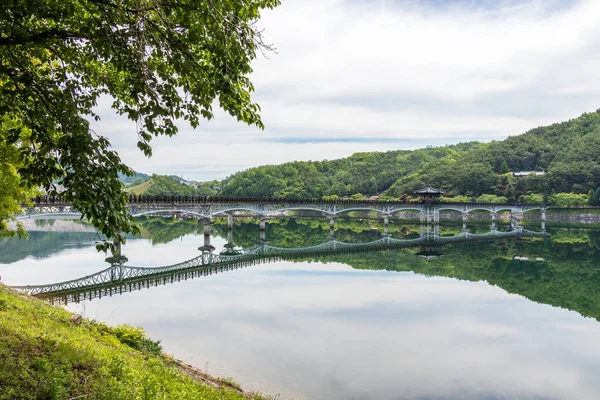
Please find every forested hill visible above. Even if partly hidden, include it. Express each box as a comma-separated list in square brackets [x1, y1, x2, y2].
[128, 110, 600, 202]
[217, 110, 600, 201]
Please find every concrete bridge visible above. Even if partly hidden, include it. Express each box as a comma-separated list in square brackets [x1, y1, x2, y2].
[19, 195, 549, 229]
[12, 225, 546, 304]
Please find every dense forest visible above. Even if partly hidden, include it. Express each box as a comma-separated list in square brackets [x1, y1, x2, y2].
[128, 110, 600, 204]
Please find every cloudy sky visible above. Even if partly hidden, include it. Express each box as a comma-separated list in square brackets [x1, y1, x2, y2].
[95, 0, 600, 181]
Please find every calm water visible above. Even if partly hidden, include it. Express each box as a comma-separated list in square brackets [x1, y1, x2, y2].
[2, 217, 600, 400]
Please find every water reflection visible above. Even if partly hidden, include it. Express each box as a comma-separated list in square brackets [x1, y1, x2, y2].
[1, 218, 600, 399]
[11, 221, 545, 306]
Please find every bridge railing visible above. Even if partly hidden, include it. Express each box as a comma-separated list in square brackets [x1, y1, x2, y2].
[24, 195, 72, 206]
[26, 194, 543, 208]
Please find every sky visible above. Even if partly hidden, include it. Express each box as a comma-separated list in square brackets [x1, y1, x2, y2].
[94, 0, 600, 181]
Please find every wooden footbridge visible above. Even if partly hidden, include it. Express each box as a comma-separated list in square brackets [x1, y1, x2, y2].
[19, 195, 548, 224]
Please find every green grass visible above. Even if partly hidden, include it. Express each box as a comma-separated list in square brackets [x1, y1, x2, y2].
[0, 285, 270, 400]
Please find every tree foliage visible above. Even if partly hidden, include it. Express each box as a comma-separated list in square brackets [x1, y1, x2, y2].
[0, 0, 279, 249]
[0, 118, 39, 237]
[549, 192, 589, 207]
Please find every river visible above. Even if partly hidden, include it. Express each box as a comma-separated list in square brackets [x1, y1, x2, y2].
[2, 217, 600, 399]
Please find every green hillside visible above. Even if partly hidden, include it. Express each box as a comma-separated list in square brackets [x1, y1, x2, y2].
[218, 110, 600, 202]
[118, 171, 149, 185]
[127, 175, 219, 196]
[132, 110, 600, 203]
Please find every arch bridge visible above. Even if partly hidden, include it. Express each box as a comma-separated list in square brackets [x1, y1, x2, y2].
[19, 195, 548, 225]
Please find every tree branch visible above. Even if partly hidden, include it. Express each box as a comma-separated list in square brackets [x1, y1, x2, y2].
[0, 27, 85, 46]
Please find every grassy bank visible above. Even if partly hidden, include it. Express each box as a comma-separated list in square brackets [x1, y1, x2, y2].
[0, 284, 269, 400]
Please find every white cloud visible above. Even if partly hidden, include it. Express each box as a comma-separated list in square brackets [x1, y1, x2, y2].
[93, 0, 600, 180]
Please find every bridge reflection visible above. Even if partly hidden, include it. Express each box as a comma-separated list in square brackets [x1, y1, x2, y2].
[11, 224, 547, 305]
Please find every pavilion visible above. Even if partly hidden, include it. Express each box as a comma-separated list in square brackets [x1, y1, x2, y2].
[414, 187, 445, 201]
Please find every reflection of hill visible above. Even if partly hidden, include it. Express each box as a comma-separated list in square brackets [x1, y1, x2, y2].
[135, 217, 199, 244]
[187, 219, 600, 322]
[0, 231, 100, 264]
[303, 233, 600, 321]
[211, 219, 600, 321]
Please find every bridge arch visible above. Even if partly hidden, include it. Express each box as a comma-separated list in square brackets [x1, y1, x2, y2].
[464, 207, 495, 214]
[492, 207, 520, 213]
[387, 207, 424, 214]
[16, 212, 83, 221]
[436, 206, 467, 213]
[522, 207, 546, 213]
[269, 206, 341, 215]
[212, 207, 267, 216]
[131, 209, 210, 219]
[332, 207, 387, 216]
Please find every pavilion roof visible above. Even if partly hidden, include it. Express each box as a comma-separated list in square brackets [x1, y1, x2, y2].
[414, 187, 445, 194]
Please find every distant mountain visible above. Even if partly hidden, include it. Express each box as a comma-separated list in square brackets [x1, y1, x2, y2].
[118, 171, 149, 185]
[126, 174, 219, 196]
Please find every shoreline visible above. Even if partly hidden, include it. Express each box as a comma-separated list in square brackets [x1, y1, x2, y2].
[0, 283, 272, 400]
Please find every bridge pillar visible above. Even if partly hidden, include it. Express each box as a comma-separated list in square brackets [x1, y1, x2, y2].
[260, 229, 266, 242]
[227, 228, 233, 246]
[260, 218, 267, 231]
[541, 211, 546, 231]
[203, 220, 212, 236]
[491, 212, 496, 221]
[112, 234, 122, 257]
[512, 210, 523, 222]
[421, 223, 434, 238]
[329, 217, 335, 229]
[228, 213, 234, 229]
[383, 216, 390, 234]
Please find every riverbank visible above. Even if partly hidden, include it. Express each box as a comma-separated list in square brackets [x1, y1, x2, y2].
[0, 284, 270, 400]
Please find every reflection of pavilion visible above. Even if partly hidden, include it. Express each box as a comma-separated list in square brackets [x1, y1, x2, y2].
[416, 244, 444, 261]
[220, 243, 241, 256]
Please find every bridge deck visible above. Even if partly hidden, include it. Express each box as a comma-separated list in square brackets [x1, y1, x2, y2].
[21, 196, 548, 221]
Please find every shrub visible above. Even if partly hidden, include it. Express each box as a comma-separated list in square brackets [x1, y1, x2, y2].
[476, 194, 507, 203]
[111, 325, 163, 357]
[549, 192, 589, 207]
[524, 193, 544, 204]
